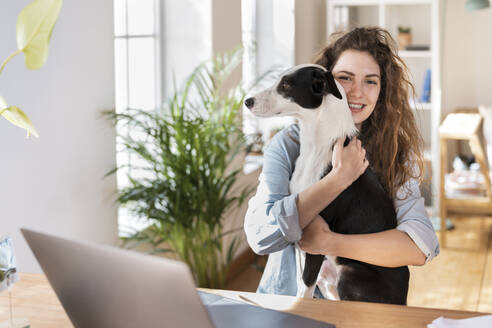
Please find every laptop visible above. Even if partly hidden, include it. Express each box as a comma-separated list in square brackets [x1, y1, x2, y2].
[21, 228, 335, 328]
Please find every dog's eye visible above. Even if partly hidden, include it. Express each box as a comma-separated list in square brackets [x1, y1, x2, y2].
[279, 77, 292, 90]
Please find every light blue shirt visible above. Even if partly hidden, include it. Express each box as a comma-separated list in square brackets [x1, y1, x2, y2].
[244, 124, 440, 296]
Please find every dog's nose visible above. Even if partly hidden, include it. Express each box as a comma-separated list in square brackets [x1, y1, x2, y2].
[244, 97, 255, 109]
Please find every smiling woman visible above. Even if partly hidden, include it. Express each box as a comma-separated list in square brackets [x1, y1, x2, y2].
[244, 26, 439, 300]
[315, 27, 423, 201]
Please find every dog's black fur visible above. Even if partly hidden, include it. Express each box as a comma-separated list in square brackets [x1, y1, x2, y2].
[304, 163, 409, 305]
[280, 67, 409, 305]
[276, 68, 342, 108]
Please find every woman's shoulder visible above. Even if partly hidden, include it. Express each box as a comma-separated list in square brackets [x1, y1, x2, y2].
[263, 124, 300, 166]
[270, 123, 299, 146]
[265, 124, 300, 153]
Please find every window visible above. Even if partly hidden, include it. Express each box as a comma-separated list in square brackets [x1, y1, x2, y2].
[113, 0, 211, 237]
[241, 0, 296, 144]
[114, 0, 161, 236]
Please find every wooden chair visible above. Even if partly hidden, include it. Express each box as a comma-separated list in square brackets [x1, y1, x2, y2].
[439, 111, 492, 248]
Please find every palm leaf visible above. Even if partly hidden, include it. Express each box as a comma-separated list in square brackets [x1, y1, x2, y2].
[106, 46, 271, 288]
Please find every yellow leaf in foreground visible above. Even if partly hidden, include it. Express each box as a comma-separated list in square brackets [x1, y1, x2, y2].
[16, 0, 63, 70]
[0, 96, 39, 138]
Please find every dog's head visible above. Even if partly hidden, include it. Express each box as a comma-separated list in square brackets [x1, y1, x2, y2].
[244, 64, 346, 118]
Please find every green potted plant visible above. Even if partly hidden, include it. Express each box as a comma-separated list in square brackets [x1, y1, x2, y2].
[1, 0, 62, 138]
[397, 26, 412, 50]
[105, 48, 255, 289]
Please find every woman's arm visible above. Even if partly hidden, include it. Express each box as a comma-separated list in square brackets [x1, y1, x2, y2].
[244, 125, 303, 255]
[335, 229, 427, 266]
[299, 217, 425, 267]
[244, 126, 367, 255]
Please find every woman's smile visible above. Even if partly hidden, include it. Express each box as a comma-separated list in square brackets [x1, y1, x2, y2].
[348, 102, 366, 113]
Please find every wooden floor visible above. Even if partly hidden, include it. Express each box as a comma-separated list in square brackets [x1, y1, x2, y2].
[227, 215, 492, 312]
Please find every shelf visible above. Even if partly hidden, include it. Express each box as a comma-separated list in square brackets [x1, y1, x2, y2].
[439, 112, 492, 246]
[398, 50, 432, 58]
[330, 0, 380, 5]
[331, 0, 433, 6]
[410, 102, 432, 111]
[423, 149, 432, 162]
[383, 0, 433, 5]
[439, 113, 482, 139]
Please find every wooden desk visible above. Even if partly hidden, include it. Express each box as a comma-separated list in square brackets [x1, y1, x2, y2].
[0, 273, 488, 328]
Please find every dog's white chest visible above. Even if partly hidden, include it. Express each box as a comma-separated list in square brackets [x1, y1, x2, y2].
[289, 148, 333, 194]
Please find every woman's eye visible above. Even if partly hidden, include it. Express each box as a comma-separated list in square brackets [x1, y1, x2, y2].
[337, 76, 351, 81]
[366, 80, 378, 85]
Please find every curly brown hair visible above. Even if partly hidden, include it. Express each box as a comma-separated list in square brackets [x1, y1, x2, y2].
[314, 26, 424, 200]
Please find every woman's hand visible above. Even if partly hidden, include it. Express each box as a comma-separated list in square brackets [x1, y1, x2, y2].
[330, 137, 368, 188]
[298, 215, 336, 255]
[296, 138, 368, 230]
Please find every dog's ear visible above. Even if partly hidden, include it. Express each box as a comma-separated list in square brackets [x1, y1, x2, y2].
[325, 71, 343, 100]
[311, 70, 327, 96]
[312, 69, 343, 100]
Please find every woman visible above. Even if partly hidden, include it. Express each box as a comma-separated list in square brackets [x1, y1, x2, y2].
[243, 27, 439, 298]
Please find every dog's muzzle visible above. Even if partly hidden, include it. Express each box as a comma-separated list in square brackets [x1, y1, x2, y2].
[244, 97, 255, 109]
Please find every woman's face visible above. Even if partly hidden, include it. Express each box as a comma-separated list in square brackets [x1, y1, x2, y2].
[332, 50, 381, 127]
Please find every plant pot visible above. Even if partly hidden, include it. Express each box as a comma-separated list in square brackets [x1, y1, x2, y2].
[398, 33, 412, 50]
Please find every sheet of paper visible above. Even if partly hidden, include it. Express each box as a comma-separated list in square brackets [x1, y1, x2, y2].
[428, 315, 492, 328]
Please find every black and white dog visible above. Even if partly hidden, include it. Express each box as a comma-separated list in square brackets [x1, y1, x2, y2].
[244, 64, 409, 305]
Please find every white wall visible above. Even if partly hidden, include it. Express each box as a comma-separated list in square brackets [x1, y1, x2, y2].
[295, 0, 326, 65]
[441, 0, 492, 116]
[211, 0, 243, 98]
[0, 0, 117, 273]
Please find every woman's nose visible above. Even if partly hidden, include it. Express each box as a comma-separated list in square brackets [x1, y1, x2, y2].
[348, 81, 363, 98]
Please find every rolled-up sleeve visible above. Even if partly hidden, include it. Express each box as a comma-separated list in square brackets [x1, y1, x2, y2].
[244, 126, 302, 255]
[394, 178, 440, 263]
